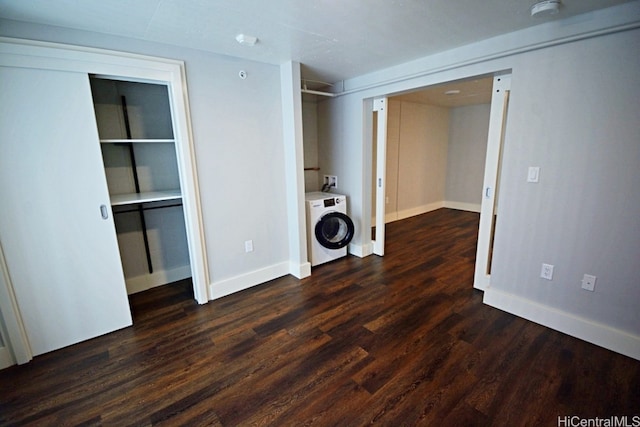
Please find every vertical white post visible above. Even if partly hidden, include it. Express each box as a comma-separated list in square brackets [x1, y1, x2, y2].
[281, 61, 311, 278]
[373, 97, 388, 256]
[474, 74, 511, 290]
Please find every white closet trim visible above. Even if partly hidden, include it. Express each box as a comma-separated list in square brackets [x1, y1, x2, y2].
[0, 37, 210, 365]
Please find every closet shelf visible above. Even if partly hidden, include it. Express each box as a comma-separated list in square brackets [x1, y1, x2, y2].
[110, 190, 182, 206]
[100, 138, 175, 144]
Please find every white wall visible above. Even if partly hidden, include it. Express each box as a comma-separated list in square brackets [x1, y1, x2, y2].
[383, 99, 450, 221]
[445, 103, 491, 210]
[0, 19, 292, 297]
[302, 96, 320, 192]
[317, 3, 640, 359]
[487, 28, 640, 357]
[397, 101, 449, 215]
[380, 100, 488, 220]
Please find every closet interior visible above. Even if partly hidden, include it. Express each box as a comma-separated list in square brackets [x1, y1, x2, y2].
[90, 77, 192, 295]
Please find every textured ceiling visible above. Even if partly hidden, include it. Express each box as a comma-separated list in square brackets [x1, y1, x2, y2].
[393, 76, 494, 108]
[0, 0, 635, 83]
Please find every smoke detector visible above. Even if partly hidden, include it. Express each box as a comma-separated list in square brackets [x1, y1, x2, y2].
[531, 0, 561, 17]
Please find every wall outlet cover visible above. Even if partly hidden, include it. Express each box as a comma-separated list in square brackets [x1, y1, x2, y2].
[541, 263, 554, 280]
[582, 274, 596, 291]
[323, 175, 338, 188]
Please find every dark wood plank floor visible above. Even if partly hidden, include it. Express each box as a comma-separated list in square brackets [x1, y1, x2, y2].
[1, 208, 638, 426]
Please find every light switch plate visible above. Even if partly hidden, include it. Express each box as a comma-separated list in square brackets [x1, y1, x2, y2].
[528, 166, 540, 183]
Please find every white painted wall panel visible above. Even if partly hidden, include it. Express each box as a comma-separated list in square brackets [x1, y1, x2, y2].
[491, 28, 640, 336]
[302, 98, 320, 192]
[396, 102, 449, 216]
[445, 104, 491, 208]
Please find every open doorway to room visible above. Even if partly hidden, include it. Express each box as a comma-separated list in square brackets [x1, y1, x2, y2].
[371, 73, 510, 290]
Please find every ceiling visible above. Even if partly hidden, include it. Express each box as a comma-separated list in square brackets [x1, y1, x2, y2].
[0, 0, 634, 84]
[393, 76, 494, 108]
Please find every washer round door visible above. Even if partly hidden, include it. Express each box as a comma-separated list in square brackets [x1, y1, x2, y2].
[315, 212, 355, 250]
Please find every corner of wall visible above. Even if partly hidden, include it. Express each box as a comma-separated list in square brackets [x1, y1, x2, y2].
[443, 201, 481, 213]
[483, 287, 640, 361]
[349, 241, 373, 258]
[290, 261, 311, 279]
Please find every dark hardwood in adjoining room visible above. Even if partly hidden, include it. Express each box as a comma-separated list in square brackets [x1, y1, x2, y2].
[1, 208, 638, 426]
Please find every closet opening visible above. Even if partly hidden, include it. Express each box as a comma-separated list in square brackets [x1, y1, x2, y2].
[90, 76, 193, 301]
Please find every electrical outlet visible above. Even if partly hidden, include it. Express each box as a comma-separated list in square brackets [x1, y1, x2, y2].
[323, 175, 338, 189]
[540, 263, 554, 280]
[582, 274, 596, 291]
[244, 240, 253, 253]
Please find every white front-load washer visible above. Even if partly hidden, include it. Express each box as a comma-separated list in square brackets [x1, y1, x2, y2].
[305, 192, 355, 267]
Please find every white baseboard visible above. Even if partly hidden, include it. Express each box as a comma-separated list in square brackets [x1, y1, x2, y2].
[395, 201, 444, 222]
[126, 265, 192, 295]
[208, 262, 290, 301]
[384, 212, 398, 223]
[484, 288, 640, 361]
[290, 261, 311, 279]
[382, 201, 480, 224]
[443, 201, 481, 213]
[349, 241, 373, 258]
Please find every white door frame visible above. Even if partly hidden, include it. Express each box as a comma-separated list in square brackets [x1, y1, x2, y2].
[474, 74, 511, 290]
[368, 73, 511, 278]
[0, 38, 210, 365]
[372, 97, 388, 256]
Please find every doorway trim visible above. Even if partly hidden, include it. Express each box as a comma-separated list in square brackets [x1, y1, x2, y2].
[366, 71, 511, 277]
[372, 97, 388, 256]
[474, 74, 511, 290]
